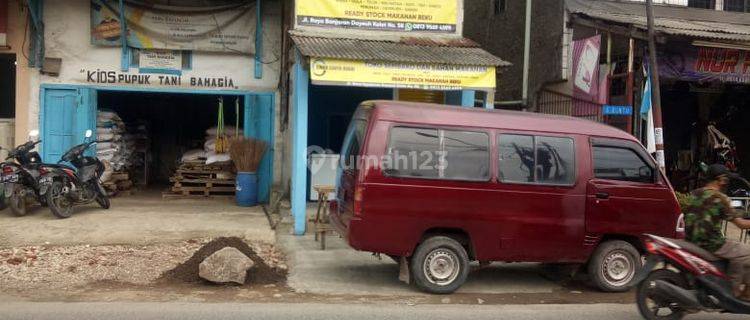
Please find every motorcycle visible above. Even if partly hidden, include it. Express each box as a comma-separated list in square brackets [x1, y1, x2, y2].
[634, 233, 750, 319]
[0, 130, 47, 216]
[41, 129, 110, 219]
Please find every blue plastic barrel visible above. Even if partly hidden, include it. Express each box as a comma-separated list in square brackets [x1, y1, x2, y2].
[235, 172, 258, 207]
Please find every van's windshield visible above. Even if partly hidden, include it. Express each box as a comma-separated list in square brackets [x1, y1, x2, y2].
[340, 105, 372, 172]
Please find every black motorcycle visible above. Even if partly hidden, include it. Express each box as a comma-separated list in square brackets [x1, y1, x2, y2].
[41, 130, 110, 219]
[0, 135, 47, 216]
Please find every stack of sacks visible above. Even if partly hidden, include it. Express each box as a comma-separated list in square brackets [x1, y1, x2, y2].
[200, 126, 243, 165]
[97, 111, 125, 171]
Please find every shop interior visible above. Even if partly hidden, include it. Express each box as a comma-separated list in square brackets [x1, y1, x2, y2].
[96, 90, 244, 197]
[661, 81, 750, 192]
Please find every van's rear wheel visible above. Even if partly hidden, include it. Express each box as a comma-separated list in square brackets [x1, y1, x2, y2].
[410, 236, 469, 294]
[588, 240, 641, 292]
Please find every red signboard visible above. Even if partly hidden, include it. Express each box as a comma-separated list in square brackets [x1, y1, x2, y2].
[659, 45, 750, 84]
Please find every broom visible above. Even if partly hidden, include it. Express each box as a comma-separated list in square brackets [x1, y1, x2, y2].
[229, 137, 268, 173]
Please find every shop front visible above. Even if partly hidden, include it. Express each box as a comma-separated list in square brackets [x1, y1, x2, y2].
[286, 34, 507, 234]
[657, 42, 750, 191]
[29, 0, 281, 204]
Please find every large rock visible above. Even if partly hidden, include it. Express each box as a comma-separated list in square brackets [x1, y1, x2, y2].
[198, 247, 255, 284]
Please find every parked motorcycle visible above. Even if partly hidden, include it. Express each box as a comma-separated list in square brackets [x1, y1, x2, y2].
[41, 130, 110, 219]
[0, 130, 47, 216]
[634, 233, 750, 319]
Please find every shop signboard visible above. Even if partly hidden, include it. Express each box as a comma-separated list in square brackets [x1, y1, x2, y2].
[139, 49, 182, 75]
[309, 58, 496, 90]
[572, 35, 601, 102]
[602, 105, 633, 116]
[296, 0, 459, 34]
[90, 0, 255, 53]
[659, 45, 750, 84]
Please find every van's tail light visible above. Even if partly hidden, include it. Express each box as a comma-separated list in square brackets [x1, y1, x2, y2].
[353, 184, 364, 217]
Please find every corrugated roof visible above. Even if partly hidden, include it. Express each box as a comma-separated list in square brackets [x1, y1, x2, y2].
[566, 0, 750, 42]
[290, 33, 510, 67]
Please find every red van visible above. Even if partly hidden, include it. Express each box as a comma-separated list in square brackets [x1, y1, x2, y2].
[330, 100, 683, 294]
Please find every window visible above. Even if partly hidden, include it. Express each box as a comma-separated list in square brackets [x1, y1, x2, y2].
[385, 127, 490, 181]
[386, 127, 440, 178]
[443, 130, 490, 181]
[535, 136, 576, 185]
[498, 134, 576, 185]
[593, 146, 654, 183]
[341, 119, 367, 170]
[499, 134, 534, 183]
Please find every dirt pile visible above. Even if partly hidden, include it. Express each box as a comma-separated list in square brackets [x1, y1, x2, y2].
[161, 237, 285, 285]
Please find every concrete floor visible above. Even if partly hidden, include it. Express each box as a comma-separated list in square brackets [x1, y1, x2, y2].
[278, 206, 559, 296]
[0, 190, 275, 248]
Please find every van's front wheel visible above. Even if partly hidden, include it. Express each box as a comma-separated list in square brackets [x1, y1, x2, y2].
[588, 240, 641, 292]
[410, 236, 469, 294]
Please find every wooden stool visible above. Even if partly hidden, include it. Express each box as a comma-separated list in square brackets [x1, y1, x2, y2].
[312, 185, 336, 250]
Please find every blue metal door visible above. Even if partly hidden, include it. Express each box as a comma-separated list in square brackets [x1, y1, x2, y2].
[41, 87, 97, 162]
[244, 93, 274, 203]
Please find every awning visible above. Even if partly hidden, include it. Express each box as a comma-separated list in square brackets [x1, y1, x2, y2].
[566, 0, 750, 43]
[291, 31, 509, 91]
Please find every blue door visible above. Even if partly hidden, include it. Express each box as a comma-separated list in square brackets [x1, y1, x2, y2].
[244, 93, 274, 203]
[41, 87, 97, 162]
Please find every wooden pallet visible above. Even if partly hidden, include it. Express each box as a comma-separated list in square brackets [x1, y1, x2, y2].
[169, 177, 235, 188]
[170, 185, 235, 196]
[174, 170, 234, 180]
[161, 192, 234, 200]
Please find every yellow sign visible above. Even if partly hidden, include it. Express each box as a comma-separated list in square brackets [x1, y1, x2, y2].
[310, 58, 496, 90]
[297, 0, 458, 33]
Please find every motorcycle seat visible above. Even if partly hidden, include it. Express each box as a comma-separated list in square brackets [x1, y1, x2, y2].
[670, 239, 722, 262]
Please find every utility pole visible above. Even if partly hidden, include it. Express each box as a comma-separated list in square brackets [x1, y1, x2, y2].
[646, 0, 665, 170]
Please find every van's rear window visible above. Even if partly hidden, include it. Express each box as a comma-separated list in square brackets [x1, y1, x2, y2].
[341, 106, 372, 170]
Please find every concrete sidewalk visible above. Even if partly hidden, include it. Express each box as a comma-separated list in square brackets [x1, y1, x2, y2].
[0, 191, 275, 248]
[278, 221, 559, 296]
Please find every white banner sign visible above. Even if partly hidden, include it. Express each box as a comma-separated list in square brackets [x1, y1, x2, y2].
[140, 50, 182, 72]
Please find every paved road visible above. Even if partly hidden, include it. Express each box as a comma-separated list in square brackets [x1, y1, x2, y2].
[1, 302, 746, 320]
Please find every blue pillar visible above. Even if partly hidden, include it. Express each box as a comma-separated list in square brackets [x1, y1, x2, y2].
[291, 51, 309, 235]
[254, 0, 263, 79]
[461, 90, 476, 108]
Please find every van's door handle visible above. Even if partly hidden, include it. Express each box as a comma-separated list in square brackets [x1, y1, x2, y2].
[595, 192, 610, 199]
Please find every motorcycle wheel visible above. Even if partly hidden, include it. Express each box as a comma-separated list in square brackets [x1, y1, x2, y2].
[95, 190, 110, 209]
[47, 181, 73, 219]
[0, 194, 7, 211]
[9, 192, 28, 217]
[636, 269, 689, 320]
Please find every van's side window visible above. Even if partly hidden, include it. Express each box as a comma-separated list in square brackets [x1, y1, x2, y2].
[535, 136, 576, 184]
[498, 134, 535, 183]
[498, 134, 576, 185]
[443, 130, 490, 181]
[593, 146, 654, 183]
[385, 127, 490, 181]
[386, 127, 440, 178]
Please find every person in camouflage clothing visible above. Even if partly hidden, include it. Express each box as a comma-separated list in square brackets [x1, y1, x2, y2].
[685, 164, 750, 300]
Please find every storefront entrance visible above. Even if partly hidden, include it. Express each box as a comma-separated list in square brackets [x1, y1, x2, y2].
[39, 85, 275, 203]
